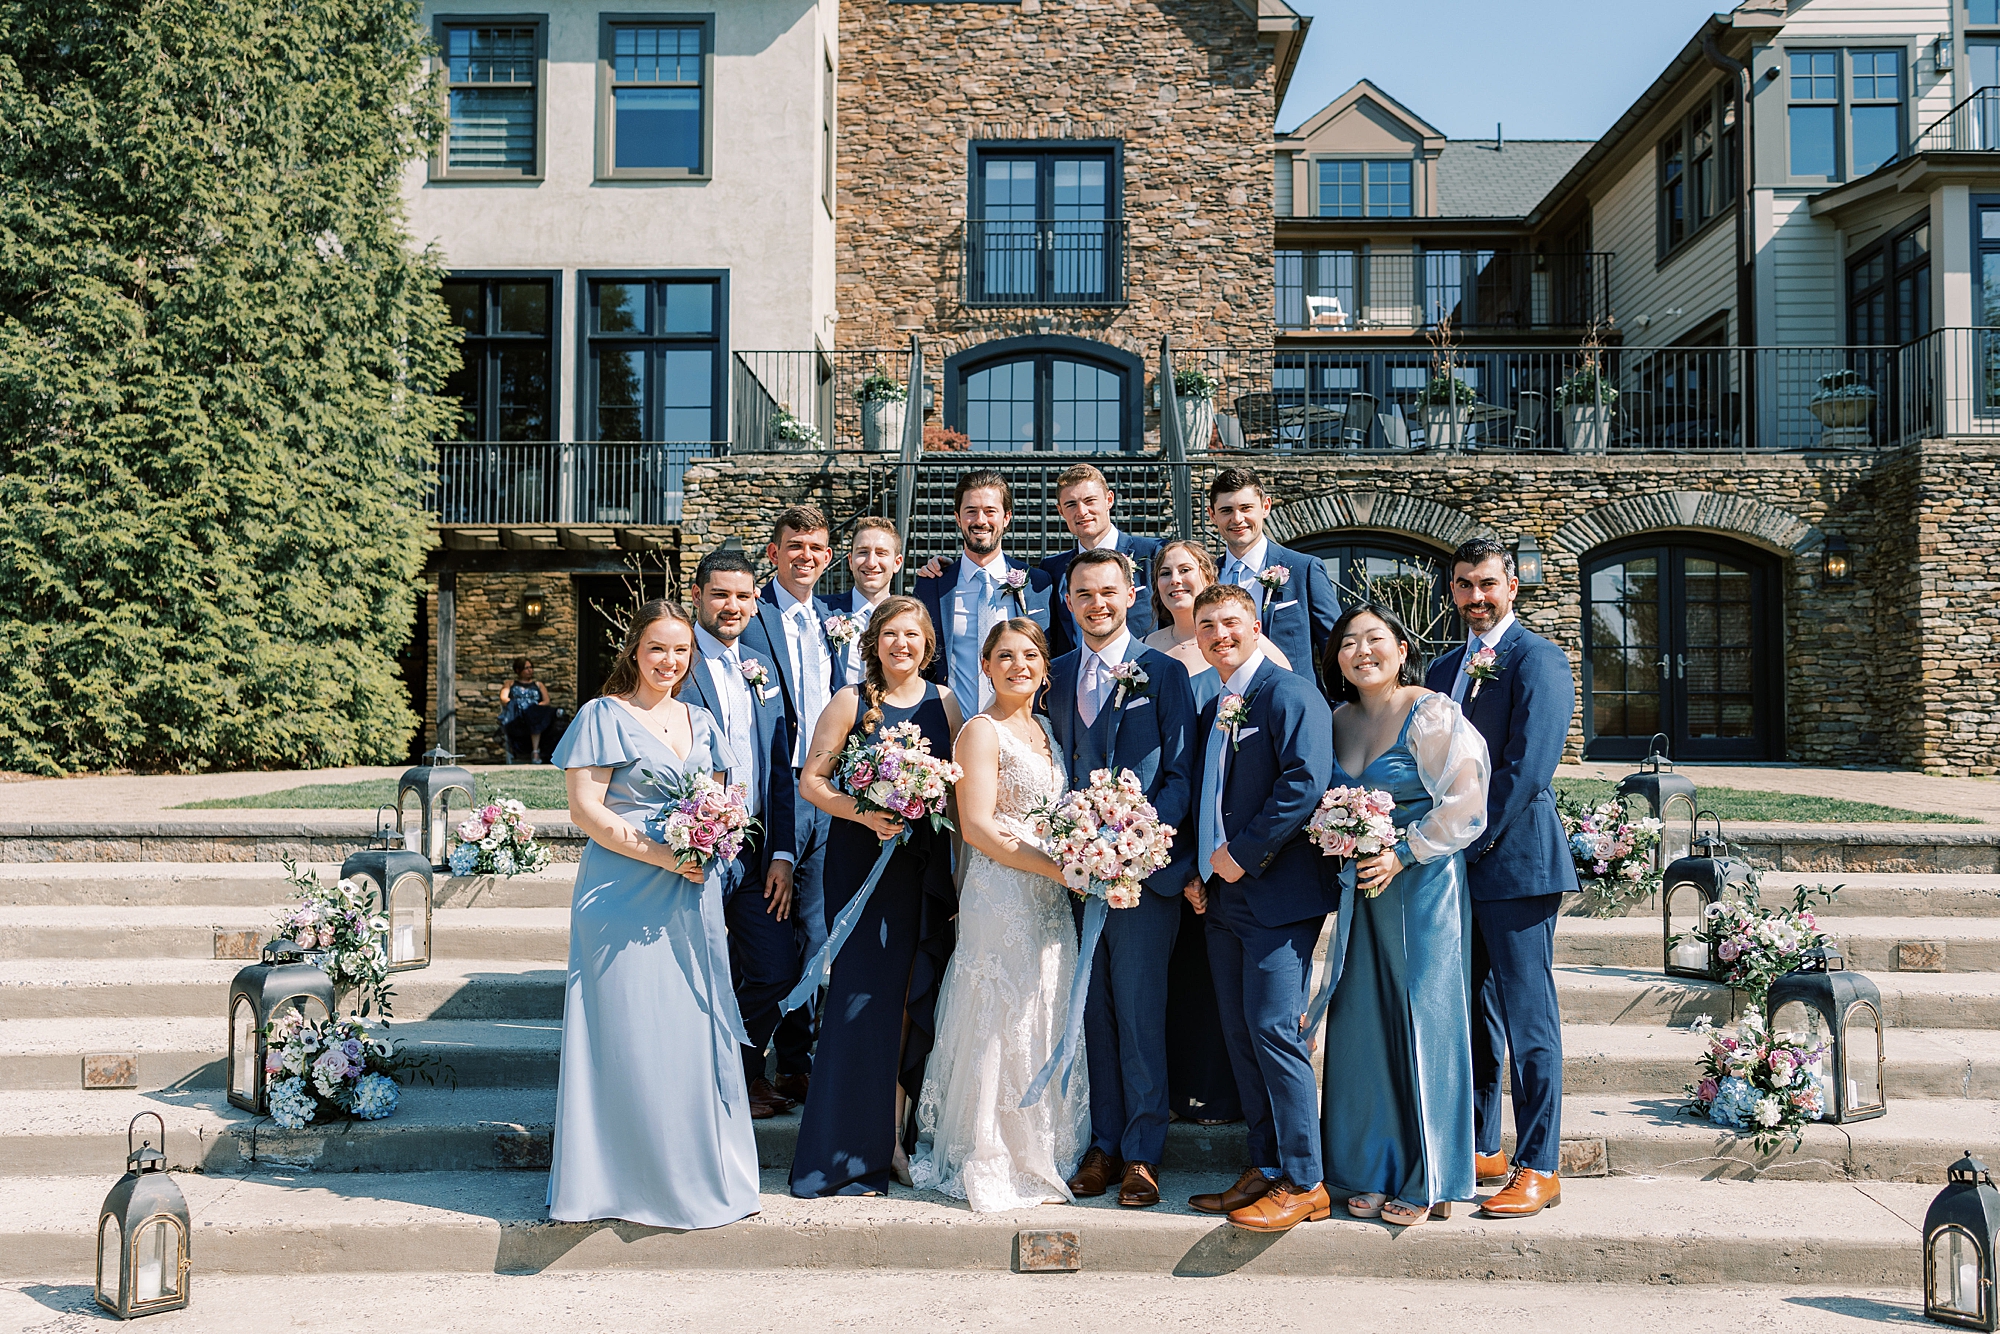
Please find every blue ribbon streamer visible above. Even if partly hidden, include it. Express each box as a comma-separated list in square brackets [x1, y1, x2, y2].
[780, 835, 902, 1015]
[1301, 860, 1356, 1037]
[1019, 891, 1109, 1108]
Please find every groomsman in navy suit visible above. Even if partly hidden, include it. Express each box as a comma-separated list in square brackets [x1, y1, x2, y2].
[1424, 535, 1579, 1218]
[825, 516, 902, 685]
[1039, 463, 1163, 660]
[1206, 467, 1339, 688]
[912, 470, 1052, 711]
[1047, 548, 1196, 1209]
[1181, 583, 1336, 1232]
[687, 548, 800, 1120]
[739, 505, 841, 1105]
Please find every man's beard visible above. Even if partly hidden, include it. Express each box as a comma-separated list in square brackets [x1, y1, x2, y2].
[963, 526, 1001, 556]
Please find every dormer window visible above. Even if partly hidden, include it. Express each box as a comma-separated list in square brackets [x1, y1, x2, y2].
[1316, 160, 1412, 217]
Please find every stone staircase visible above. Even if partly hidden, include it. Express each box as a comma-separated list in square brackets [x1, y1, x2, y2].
[2, 834, 1997, 1286]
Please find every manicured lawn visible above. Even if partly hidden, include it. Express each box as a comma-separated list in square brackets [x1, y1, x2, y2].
[1552, 778, 1975, 824]
[176, 768, 570, 811]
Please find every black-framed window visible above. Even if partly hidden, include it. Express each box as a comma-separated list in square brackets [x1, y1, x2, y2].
[1275, 248, 1358, 329]
[1850, 50, 1903, 176]
[966, 142, 1122, 305]
[597, 16, 711, 179]
[1315, 159, 1412, 218]
[945, 336, 1141, 453]
[434, 18, 545, 180]
[1786, 47, 1904, 183]
[1789, 51, 1839, 178]
[1848, 216, 1929, 345]
[583, 276, 724, 443]
[441, 275, 555, 440]
[1658, 84, 1738, 259]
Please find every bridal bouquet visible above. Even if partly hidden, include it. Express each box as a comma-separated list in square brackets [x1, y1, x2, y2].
[1676, 881, 1840, 1005]
[262, 1011, 402, 1129]
[1683, 1008, 1828, 1152]
[276, 859, 393, 1018]
[448, 797, 553, 878]
[644, 770, 760, 871]
[1305, 786, 1399, 890]
[834, 720, 963, 833]
[1036, 768, 1176, 909]
[1559, 794, 1664, 917]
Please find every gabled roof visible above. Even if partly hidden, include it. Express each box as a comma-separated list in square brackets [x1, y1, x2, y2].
[1237, 0, 1311, 112]
[1436, 139, 1593, 218]
[1279, 80, 1445, 151]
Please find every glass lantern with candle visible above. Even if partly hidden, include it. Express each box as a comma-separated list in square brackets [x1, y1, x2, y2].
[397, 748, 476, 869]
[96, 1113, 191, 1319]
[1767, 944, 1887, 1124]
[1616, 732, 1698, 876]
[1662, 813, 1758, 980]
[226, 940, 337, 1113]
[1928, 1152, 2000, 1329]
[341, 805, 434, 972]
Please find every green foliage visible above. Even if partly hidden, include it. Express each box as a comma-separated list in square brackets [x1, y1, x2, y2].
[0, 0, 459, 774]
[854, 372, 906, 403]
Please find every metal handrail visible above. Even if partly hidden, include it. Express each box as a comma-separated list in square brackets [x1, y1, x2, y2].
[1914, 85, 2000, 153]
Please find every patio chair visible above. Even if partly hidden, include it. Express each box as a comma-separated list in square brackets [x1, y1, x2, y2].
[1306, 295, 1351, 331]
[1378, 402, 1422, 451]
[1616, 390, 1651, 448]
[1232, 391, 1280, 447]
[1341, 391, 1378, 449]
[1512, 390, 1547, 450]
[1214, 411, 1246, 451]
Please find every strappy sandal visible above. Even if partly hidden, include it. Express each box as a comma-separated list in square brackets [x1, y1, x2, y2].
[1380, 1198, 1451, 1227]
[1346, 1192, 1387, 1218]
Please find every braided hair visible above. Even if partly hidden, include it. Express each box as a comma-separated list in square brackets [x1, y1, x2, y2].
[855, 595, 937, 735]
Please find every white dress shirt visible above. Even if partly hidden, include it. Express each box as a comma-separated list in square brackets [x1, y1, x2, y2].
[1078, 628, 1133, 728]
[694, 624, 790, 863]
[773, 583, 831, 767]
[1078, 523, 1122, 552]
[1222, 536, 1272, 603]
[1450, 611, 1517, 705]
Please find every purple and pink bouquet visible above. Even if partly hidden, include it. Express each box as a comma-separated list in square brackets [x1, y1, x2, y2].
[1035, 768, 1176, 910]
[263, 1011, 401, 1129]
[275, 860, 392, 1017]
[834, 720, 963, 833]
[646, 770, 760, 871]
[1305, 786, 1399, 891]
[449, 797, 552, 879]
[1678, 881, 1838, 1004]
[1559, 794, 1663, 917]
[1683, 1007, 1829, 1152]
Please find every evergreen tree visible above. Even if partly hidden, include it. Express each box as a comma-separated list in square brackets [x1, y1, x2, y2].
[0, 0, 457, 774]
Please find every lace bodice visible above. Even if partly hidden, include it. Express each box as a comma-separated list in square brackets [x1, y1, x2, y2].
[979, 714, 1067, 831]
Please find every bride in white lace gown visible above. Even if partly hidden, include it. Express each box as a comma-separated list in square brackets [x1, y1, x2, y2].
[909, 620, 1089, 1212]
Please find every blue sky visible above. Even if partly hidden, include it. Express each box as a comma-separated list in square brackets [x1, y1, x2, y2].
[1277, 0, 1732, 138]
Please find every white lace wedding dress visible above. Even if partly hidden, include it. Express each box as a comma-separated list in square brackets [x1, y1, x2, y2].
[908, 713, 1089, 1212]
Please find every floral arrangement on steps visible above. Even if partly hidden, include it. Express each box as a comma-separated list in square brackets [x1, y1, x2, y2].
[1684, 1007, 1829, 1152]
[1557, 792, 1663, 917]
[277, 859, 392, 1019]
[1676, 879, 1841, 1001]
[263, 1012, 403, 1129]
[448, 797, 552, 879]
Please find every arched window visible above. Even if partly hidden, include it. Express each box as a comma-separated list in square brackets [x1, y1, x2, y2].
[945, 336, 1142, 453]
[1291, 534, 1455, 661]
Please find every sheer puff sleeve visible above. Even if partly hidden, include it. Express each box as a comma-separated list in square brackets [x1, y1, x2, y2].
[1402, 691, 1491, 864]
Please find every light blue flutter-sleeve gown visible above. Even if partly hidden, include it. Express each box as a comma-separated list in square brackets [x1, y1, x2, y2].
[1319, 690, 1491, 1211]
[546, 694, 760, 1230]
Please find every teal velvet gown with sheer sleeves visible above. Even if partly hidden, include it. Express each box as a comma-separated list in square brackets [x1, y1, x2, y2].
[545, 694, 760, 1230]
[1319, 690, 1491, 1210]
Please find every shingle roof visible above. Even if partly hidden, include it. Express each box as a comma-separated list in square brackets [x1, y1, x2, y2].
[1435, 139, 1594, 218]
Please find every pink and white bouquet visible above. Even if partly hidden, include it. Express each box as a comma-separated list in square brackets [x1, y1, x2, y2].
[1559, 794, 1663, 917]
[1036, 769, 1175, 909]
[1304, 786, 1399, 891]
[834, 719, 963, 833]
[449, 797, 552, 879]
[1683, 1007, 1828, 1152]
[275, 859, 392, 1018]
[645, 770, 760, 870]
[1679, 881, 1839, 1005]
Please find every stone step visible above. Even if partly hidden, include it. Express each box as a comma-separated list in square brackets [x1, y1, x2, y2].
[0, 959, 563, 1022]
[1552, 965, 2000, 1029]
[1727, 824, 2000, 875]
[0, 905, 570, 960]
[1554, 916, 2000, 973]
[0, 1168, 1933, 1285]
[0, 820, 586, 866]
[1582, 873, 2000, 919]
[0, 862, 573, 909]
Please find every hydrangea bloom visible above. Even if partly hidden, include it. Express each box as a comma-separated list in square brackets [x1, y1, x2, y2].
[349, 1073, 400, 1120]
[268, 1076, 318, 1130]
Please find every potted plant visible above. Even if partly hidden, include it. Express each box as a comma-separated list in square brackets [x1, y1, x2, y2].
[1172, 366, 1220, 452]
[855, 372, 907, 453]
[1807, 368, 1877, 447]
[770, 403, 823, 450]
[1556, 365, 1619, 454]
[1418, 372, 1475, 449]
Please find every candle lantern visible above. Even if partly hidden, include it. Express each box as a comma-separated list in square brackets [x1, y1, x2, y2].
[1927, 1152, 2000, 1329]
[1662, 812, 1758, 980]
[1616, 732, 1699, 875]
[96, 1113, 191, 1319]
[1767, 944, 1886, 1124]
[226, 940, 336, 1113]
[397, 747, 476, 869]
[342, 805, 433, 972]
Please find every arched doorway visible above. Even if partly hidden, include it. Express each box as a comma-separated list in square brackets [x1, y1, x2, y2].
[1582, 537, 1783, 761]
[1293, 534, 1455, 662]
[944, 336, 1142, 453]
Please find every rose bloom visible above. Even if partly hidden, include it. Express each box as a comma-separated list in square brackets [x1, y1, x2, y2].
[689, 823, 719, 852]
[1697, 1077, 1719, 1102]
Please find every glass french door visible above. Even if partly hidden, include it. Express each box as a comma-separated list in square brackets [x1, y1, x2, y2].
[1583, 541, 1779, 760]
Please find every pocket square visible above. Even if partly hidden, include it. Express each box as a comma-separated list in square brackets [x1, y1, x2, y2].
[1234, 726, 1260, 741]
[1122, 696, 1153, 710]
[1272, 599, 1299, 611]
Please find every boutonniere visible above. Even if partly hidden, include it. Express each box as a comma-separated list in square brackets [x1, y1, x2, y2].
[1216, 691, 1253, 751]
[822, 613, 863, 649]
[1001, 566, 1029, 607]
[1108, 661, 1149, 710]
[1464, 646, 1501, 700]
[1255, 565, 1290, 599]
[740, 658, 776, 701]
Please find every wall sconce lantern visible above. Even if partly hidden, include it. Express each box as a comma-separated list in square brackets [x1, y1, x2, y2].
[1936, 36, 1956, 72]
[1512, 534, 1545, 587]
[521, 588, 546, 628]
[397, 748, 477, 869]
[341, 806, 434, 972]
[96, 1113, 191, 1319]
[1821, 535, 1854, 587]
[1767, 944, 1887, 1124]
[1929, 1152, 2000, 1330]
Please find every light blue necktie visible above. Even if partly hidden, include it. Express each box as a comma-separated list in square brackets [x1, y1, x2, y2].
[950, 579, 982, 709]
[1197, 708, 1227, 878]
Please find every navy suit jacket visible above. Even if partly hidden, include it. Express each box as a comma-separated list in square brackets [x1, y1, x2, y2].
[1041, 531, 1163, 661]
[739, 584, 843, 761]
[912, 554, 1054, 689]
[1219, 541, 1340, 689]
[1424, 619, 1580, 902]
[1046, 640, 1196, 896]
[1192, 659, 1337, 929]
[680, 639, 798, 880]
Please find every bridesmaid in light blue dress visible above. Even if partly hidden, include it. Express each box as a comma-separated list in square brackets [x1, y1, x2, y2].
[1314, 603, 1490, 1229]
[547, 599, 760, 1230]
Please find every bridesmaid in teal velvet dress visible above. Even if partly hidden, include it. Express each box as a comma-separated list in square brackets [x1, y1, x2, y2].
[1313, 603, 1490, 1229]
[547, 599, 760, 1230]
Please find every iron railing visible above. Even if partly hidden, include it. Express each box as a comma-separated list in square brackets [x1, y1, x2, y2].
[1915, 86, 2000, 153]
[961, 218, 1128, 308]
[730, 349, 911, 455]
[430, 441, 718, 526]
[1275, 250, 1613, 332]
[1896, 327, 2000, 440]
[863, 458, 1185, 571]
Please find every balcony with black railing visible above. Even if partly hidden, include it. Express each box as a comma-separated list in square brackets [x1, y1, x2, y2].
[1275, 250, 1613, 334]
[1914, 86, 2000, 153]
[960, 218, 1128, 308]
[430, 440, 717, 527]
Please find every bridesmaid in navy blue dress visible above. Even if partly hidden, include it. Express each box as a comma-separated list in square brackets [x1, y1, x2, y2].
[790, 595, 965, 1197]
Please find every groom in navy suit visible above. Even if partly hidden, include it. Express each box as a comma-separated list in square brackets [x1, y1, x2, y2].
[1039, 462, 1163, 660]
[687, 548, 801, 1119]
[1046, 548, 1196, 1209]
[1424, 536, 1579, 1218]
[1206, 467, 1339, 688]
[1182, 583, 1336, 1232]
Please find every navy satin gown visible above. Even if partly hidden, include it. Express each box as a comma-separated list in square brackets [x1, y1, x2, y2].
[789, 684, 957, 1197]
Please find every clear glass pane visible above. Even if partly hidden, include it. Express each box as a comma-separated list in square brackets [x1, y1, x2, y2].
[612, 24, 700, 82]
[447, 88, 535, 172]
[663, 283, 713, 334]
[595, 348, 645, 441]
[134, 1219, 166, 1303]
[1934, 1227, 1986, 1318]
[614, 88, 701, 171]
[449, 26, 535, 84]
[230, 996, 256, 1101]
[1318, 160, 1363, 217]
[661, 349, 713, 442]
[297, 994, 331, 1026]
[1661, 794, 1695, 864]
[1275, 249, 1304, 327]
[1666, 882, 1709, 970]
[98, 1215, 121, 1305]
[496, 283, 546, 334]
[390, 872, 428, 965]
[596, 283, 645, 333]
[440, 281, 483, 333]
[1851, 104, 1899, 176]
[1844, 1001, 1884, 1109]
[497, 346, 550, 441]
[965, 360, 1036, 450]
[1050, 359, 1122, 452]
[1789, 105, 1837, 177]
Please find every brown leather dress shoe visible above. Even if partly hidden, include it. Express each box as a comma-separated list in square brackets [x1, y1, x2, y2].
[1228, 1179, 1331, 1232]
[1189, 1167, 1273, 1215]
[1119, 1162, 1161, 1208]
[747, 1077, 793, 1118]
[1067, 1146, 1124, 1197]
[1480, 1168, 1561, 1218]
[773, 1073, 810, 1104]
[1475, 1149, 1510, 1186]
